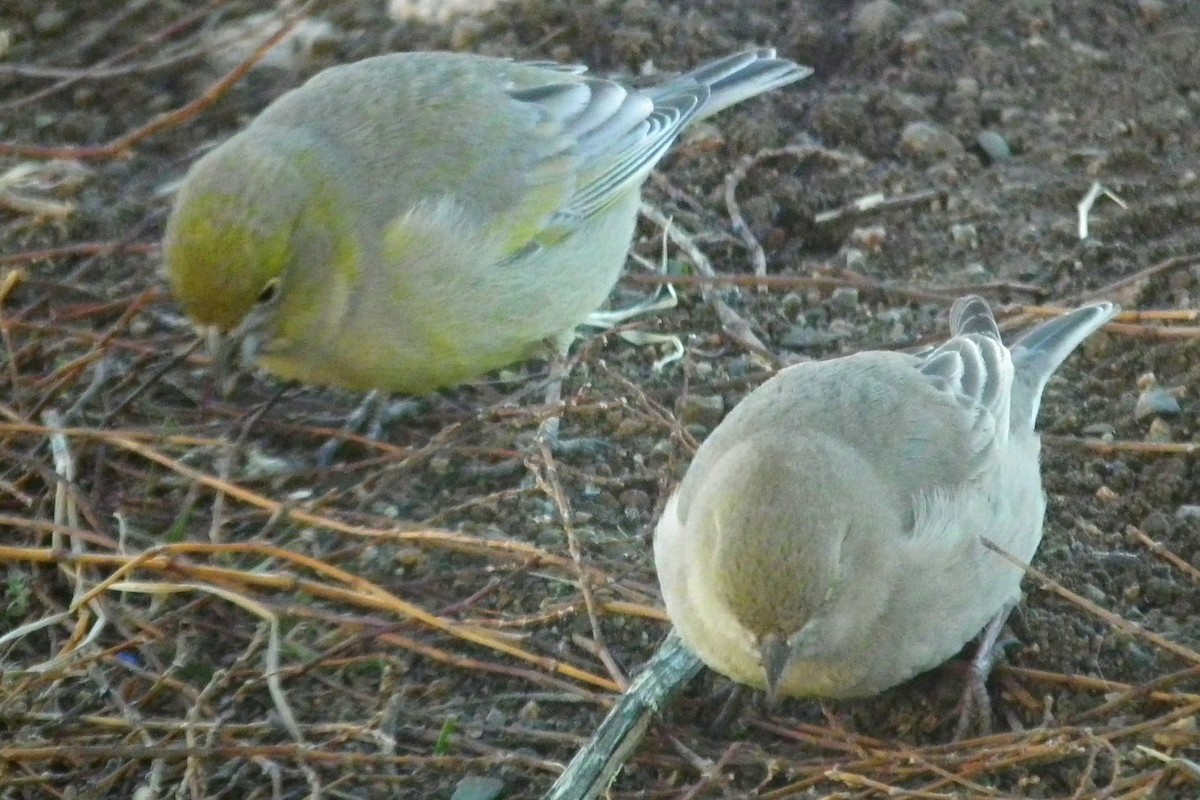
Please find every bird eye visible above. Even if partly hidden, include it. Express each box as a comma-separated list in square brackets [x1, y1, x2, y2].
[256, 278, 280, 305]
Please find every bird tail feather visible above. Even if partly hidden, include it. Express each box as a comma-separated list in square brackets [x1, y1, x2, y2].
[656, 49, 812, 120]
[1010, 300, 1118, 429]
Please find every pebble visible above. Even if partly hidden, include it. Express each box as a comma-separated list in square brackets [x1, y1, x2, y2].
[1145, 418, 1172, 443]
[949, 263, 993, 285]
[390, 0, 500, 23]
[517, 699, 542, 721]
[849, 225, 887, 252]
[851, 0, 904, 42]
[1141, 510, 1169, 537]
[619, 488, 652, 512]
[242, 447, 296, 479]
[675, 394, 725, 427]
[954, 77, 981, 99]
[202, 14, 340, 74]
[780, 292, 805, 319]
[1176, 505, 1200, 520]
[1081, 422, 1116, 438]
[950, 223, 979, 248]
[899, 121, 965, 163]
[33, 7, 69, 36]
[830, 287, 859, 312]
[451, 776, 506, 800]
[976, 130, 1013, 164]
[928, 9, 969, 30]
[1143, 577, 1177, 606]
[1136, 0, 1167, 26]
[1132, 386, 1180, 422]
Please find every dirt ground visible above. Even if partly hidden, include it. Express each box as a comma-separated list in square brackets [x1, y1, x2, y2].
[1, 0, 1198, 798]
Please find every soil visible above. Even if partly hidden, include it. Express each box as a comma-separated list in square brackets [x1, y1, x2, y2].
[1, 1, 1198, 798]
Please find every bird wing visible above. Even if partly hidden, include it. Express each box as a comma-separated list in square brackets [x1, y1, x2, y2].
[912, 295, 1015, 476]
[505, 74, 708, 233]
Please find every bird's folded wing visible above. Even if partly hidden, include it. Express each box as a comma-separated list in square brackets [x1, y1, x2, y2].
[507, 76, 707, 232]
[913, 324, 1014, 477]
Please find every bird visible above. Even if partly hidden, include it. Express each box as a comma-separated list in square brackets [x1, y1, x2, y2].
[163, 49, 811, 394]
[653, 296, 1116, 727]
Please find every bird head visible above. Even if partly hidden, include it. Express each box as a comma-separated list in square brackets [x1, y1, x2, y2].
[162, 129, 316, 334]
[163, 127, 360, 388]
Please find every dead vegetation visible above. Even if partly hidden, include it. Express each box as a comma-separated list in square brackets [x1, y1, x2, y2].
[1, 1, 1198, 798]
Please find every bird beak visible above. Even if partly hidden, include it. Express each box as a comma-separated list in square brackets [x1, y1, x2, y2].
[204, 325, 257, 398]
[759, 633, 790, 706]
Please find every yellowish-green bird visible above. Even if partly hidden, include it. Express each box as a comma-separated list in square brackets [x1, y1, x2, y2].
[164, 49, 811, 393]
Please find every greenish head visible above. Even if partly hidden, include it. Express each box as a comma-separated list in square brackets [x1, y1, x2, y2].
[162, 128, 321, 332]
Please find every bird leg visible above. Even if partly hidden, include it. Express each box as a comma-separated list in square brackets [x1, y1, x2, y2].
[709, 682, 753, 734]
[952, 604, 1016, 740]
[315, 390, 422, 467]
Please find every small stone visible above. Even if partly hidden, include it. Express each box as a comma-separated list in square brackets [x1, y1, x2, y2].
[898, 26, 930, 53]
[619, 488, 651, 512]
[899, 121, 965, 163]
[33, 7, 69, 36]
[976, 130, 1012, 164]
[675, 394, 725, 427]
[1095, 485, 1119, 503]
[1136, 0, 1167, 26]
[1141, 510, 1170, 537]
[849, 225, 887, 252]
[929, 9, 969, 29]
[517, 700, 542, 721]
[851, 0, 903, 42]
[1081, 422, 1116, 438]
[1143, 577, 1176, 606]
[842, 247, 867, 270]
[829, 287, 860, 312]
[1080, 583, 1107, 604]
[202, 14, 341, 74]
[614, 417, 647, 438]
[451, 776, 506, 800]
[781, 292, 805, 319]
[1134, 384, 1181, 420]
[242, 447, 296, 479]
[954, 77, 981, 98]
[1145, 418, 1172, 442]
[1175, 505, 1200, 520]
[1069, 40, 1112, 65]
[950, 223, 979, 248]
[390, 0, 500, 23]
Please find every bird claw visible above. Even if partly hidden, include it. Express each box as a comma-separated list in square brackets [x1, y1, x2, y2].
[952, 661, 995, 740]
[316, 391, 421, 467]
[950, 607, 1016, 740]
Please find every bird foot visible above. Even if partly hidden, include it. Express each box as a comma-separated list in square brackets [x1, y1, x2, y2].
[316, 391, 421, 467]
[951, 607, 1016, 740]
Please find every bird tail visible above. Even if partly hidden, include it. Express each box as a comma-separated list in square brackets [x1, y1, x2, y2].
[949, 294, 1002, 339]
[1009, 300, 1118, 430]
[657, 49, 812, 120]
